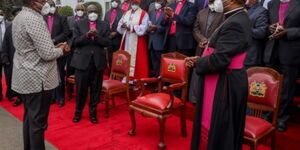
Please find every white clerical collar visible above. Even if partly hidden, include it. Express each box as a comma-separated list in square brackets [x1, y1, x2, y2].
[224, 7, 244, 15]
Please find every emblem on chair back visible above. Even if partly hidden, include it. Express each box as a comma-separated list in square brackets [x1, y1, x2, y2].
[111, 51, 130, 75]
[247, 71, 281, 108]
[250, 81, 267, 98]
[161, 57, 186, 82]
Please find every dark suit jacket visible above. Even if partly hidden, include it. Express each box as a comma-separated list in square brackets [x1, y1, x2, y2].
[104, 8, 123, 48]
[161, 1, 197, 50]
[67, 16, 80, 46]
[264, 0, 300, 65]
[44, 14, 69, 45]
[141, 0, 155, 11]
[0, 21, 12, 63]
[245, 4, 268, 66]
[70, 19, 111, 70]
[1, 24, 14, 64]
[148, 9, 166, 51]
[193, 8, 224, 55]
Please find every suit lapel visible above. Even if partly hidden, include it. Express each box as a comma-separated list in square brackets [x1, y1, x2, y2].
[52, 14, 58, 34]
[202, 9, 209, 34]
[272, 0, 280, 23]
[179, 2, 188, 15]
[284, 0, 298, 23]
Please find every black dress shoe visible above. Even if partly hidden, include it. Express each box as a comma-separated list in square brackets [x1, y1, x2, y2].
[72, 115, 81, 123]
[13, 99, 23, 107]
[58, 101, 64, 107]
[277, 121, 287, 132]
[8, 98, 14, 102]
[51, 99, 56, 104]
[90, 116, 98, 124]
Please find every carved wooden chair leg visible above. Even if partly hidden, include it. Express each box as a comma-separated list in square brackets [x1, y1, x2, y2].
[180, 107, 187, 137]
[157, 117, 166, 150]
[112, 95, 116, 107]
[126, 89, 130, 103]
[104, 95, 109, 118]
[128, 108, 136, 136]
[251, 142, 258, 150]
[271, 133, 276, 150]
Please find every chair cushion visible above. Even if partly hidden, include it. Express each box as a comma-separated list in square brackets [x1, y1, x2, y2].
[102, 80, 125, 91]
[133, 93, 183, 110]
[244, 116, 273, 139]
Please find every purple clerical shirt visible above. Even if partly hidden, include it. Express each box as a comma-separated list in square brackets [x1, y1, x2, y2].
[110, 9, 117, 29]
[279, 1, 290, 25]
[156, 9, 163, 21]
[47, 15, 54, 34]
[169, 0, 186, 35]
[89, 21, 96, 40]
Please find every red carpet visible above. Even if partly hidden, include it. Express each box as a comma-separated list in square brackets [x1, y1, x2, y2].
[0, 79, 300, 149]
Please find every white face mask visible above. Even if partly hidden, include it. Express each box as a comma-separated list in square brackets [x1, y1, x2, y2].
[88, 13, 98, 21]
[131, 5, 139, 11]
[214, 0, 224, 13]
[0, 16, 4, 22]
[41, 3, 51, 15]
[49, 7, 56, 14]
[155, 3, 162, 10]
[280, 0, 290, 2]
[111, 1, 119, 8]
[76, 10, 84, 17]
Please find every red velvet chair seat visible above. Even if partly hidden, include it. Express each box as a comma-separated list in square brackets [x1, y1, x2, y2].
[133, 93, 183, 110]
[102, 80, 125, 91]
[244, 116, 273, 138]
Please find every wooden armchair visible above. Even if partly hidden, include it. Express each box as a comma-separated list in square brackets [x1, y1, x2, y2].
[128, 52, 189, 150]
[244, 67, 283, 150]
[102, 50, 131, 118]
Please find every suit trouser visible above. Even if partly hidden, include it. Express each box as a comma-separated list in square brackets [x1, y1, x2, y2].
[150, 49, 168, 77]
[4, 64, 18, 98]
[21, 90, 53, 150]
[53, 57, 66, 102]
[278, 64, 300, 123]
[167, 35, 194, 57]
[75, 62, 103, 117]
[0, 64, 3, 98]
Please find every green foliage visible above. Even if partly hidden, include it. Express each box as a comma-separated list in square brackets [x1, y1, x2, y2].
[58, 6, 74, 17]
[83, 1, 103, 19]
[0, 0, 23, 21]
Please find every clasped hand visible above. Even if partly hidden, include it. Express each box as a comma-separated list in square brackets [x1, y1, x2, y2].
[268, 23, 286, 40]
[56, 42, 70, 53]
[87, 28, 99, 38]
[185, 56, 199, 68]
[121, 23, 131, 31]
[164, 7, 173, 17]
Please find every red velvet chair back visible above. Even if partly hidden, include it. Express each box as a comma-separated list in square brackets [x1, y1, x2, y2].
[111, 51, 131, 74]
[247, 67, 283, 126]
[160, 52, 188, 83]
[110, 51, 131, 80]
